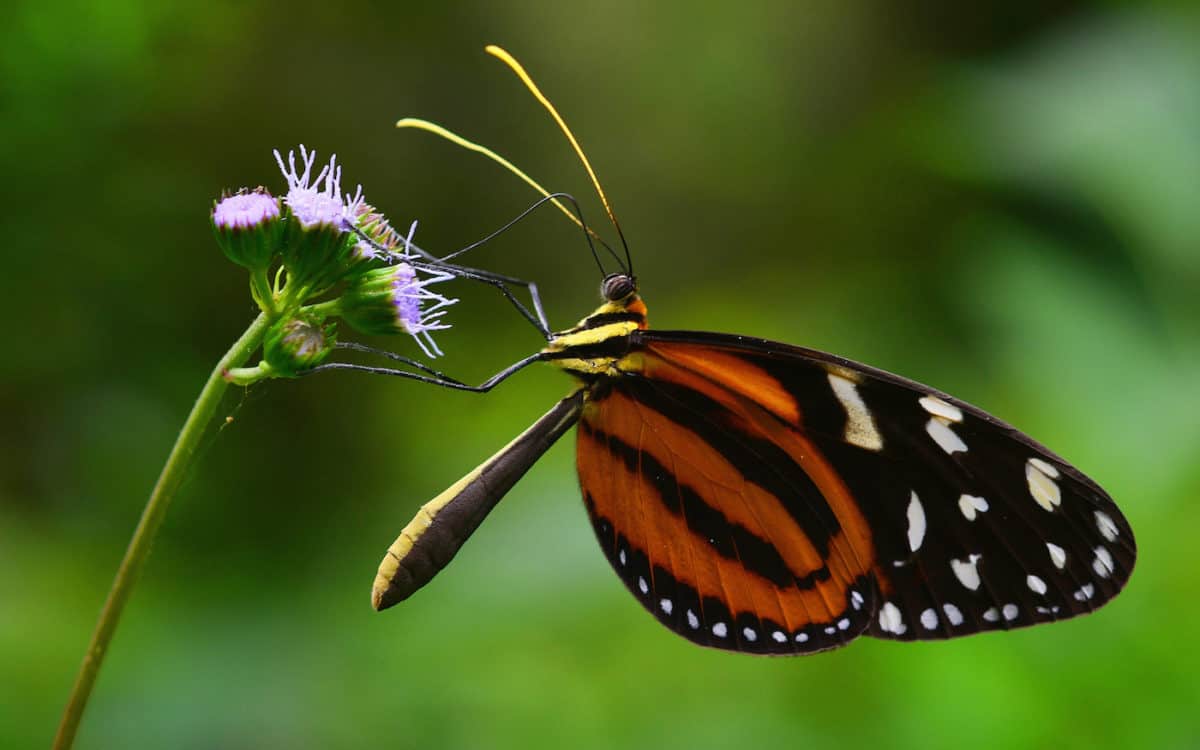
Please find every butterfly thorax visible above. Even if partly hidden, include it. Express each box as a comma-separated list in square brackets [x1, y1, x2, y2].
[542, 295, 649, 379]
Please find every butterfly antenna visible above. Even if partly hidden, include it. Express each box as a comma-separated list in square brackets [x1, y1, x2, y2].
[396, 117, 615, 275]
[485, 44, 633, 276]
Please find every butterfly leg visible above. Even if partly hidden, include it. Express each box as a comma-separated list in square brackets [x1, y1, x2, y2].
[330, 341, 466, 382]
[414, 260, 552, 340]
[304, 351, 545, 393]
[358, 190, 613, 340]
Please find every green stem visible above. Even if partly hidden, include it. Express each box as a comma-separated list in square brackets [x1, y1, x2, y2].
[301, 298, 343, 319]
[250, 268, 276, 315]
[53, 312, 271, 750]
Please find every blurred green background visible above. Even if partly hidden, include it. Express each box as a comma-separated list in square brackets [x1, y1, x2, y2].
[3, 2, 1198, 748]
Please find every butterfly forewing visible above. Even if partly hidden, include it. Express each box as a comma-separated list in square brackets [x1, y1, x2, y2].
[576, 330, 1134, 652]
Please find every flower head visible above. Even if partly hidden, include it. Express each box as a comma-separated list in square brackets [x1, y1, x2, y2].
[213, 190, 280, 229]
[274, 146, 346, 230]
[342, 193, 414, 272]
[341, 222, 457, 358]
[273, 145, 360, 293]
[211, 188, 282, 270]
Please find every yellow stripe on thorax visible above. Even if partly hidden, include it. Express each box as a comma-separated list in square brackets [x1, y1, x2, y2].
[542, 296, 648, 377]
[552, 320, 642, 348]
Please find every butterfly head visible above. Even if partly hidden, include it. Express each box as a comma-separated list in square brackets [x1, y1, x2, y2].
[601, 273, 637, 302]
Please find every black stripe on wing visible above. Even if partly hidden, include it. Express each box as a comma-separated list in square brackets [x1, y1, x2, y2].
[577, 377, 877, 655]
[633, 330, 1136, 641]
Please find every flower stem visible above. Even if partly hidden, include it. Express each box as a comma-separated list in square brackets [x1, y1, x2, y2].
[301, 298, 343, 319]
[53, 312, 271, 750]
[250, 268, 276, 315]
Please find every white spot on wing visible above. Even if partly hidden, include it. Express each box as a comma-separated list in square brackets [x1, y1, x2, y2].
[879, 602, 906, 634]
[1027, 574, 1047, 596]
[1026, 459, 1062, 511]
[618, 549, 626, 566]
[659, 598, 673, 615]
[906, 490, 927, 552]
[926, 417, 968, 454]
[943, 603, 964, 626]
[743, 627, 757, 642]
[828, 373, 884, 451]
[1002, 604, 1019, 621]
[795, 632, 809, 643]
[837, 618, 851, 631]
[712, 622, 727, 638]
[920, 608, 938, 630]
[983, 607, 1000, 622]
[1047, 542, 1067, 569]
[1073, 584, 1095, 602]
[850, 590, 864, 610]
[1095, 511, 1119, 542]
[637, 576, 649, 595]
[686, 609, 700, 629]
[824, 625, 836, 635]
[919, 395, 963, 422]
[1093, 547, 1115, 578]
[1029, 457, 1060, 478]
[950, 554, 983, 591]
[958, 494, 989, 521]
[772, 630, 787, 643]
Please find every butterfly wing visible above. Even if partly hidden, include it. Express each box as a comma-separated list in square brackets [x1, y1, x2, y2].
[577, 329, 1134, 654]
[577, 338, 881, 655]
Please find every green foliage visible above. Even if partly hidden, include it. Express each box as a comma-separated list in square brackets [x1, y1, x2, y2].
[2, 2, 1197, 748]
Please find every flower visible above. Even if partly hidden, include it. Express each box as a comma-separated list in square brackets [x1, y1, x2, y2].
[275, 145, 346, 230]
[273, 145, 359, 293]
[213, 190, 280, 229]
[211, 188, 282, 270]
[340, 222, 457, 358]
[340, 189, 412, 272]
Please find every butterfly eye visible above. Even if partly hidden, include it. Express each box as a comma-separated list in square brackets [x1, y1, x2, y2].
[602, 273, 636, 301]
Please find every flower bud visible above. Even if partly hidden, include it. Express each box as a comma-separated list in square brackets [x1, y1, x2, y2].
[211, 188, 282, 270]
[340, 191, 408, 278]
[262, 313, 336, 377]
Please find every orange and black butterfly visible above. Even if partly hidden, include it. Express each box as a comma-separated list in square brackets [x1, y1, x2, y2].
[343, 46, 1135, 655]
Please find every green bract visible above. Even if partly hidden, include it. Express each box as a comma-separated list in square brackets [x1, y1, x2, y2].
[262, 313, 337, 377]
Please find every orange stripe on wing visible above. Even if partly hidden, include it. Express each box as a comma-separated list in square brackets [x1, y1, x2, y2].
[579, 378, 876, 634]
[642, 342, 801, 424]
[638, 353, 877, 583]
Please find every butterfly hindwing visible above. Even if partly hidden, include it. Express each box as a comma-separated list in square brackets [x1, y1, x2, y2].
[577, 344, 880, 655]
[576, 330, 1134, 651]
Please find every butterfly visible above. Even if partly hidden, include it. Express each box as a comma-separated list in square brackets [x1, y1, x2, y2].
[360, 46, 1135, 655]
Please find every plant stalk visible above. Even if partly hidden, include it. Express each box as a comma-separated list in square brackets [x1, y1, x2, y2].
[53, 312, 271, 750]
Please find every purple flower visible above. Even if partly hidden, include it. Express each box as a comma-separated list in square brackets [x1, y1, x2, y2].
[213, 191, 280, 230]
[391, 261, 457, 358]
[274, 145, 346, 230]
[341, 188, 414, 267]
[211, 187, 283, 270]
[340, 222, 458, 358]
[342, 184, 367, 232]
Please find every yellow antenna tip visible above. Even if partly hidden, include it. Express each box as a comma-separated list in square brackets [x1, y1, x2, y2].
[479, 42, 626, 254]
